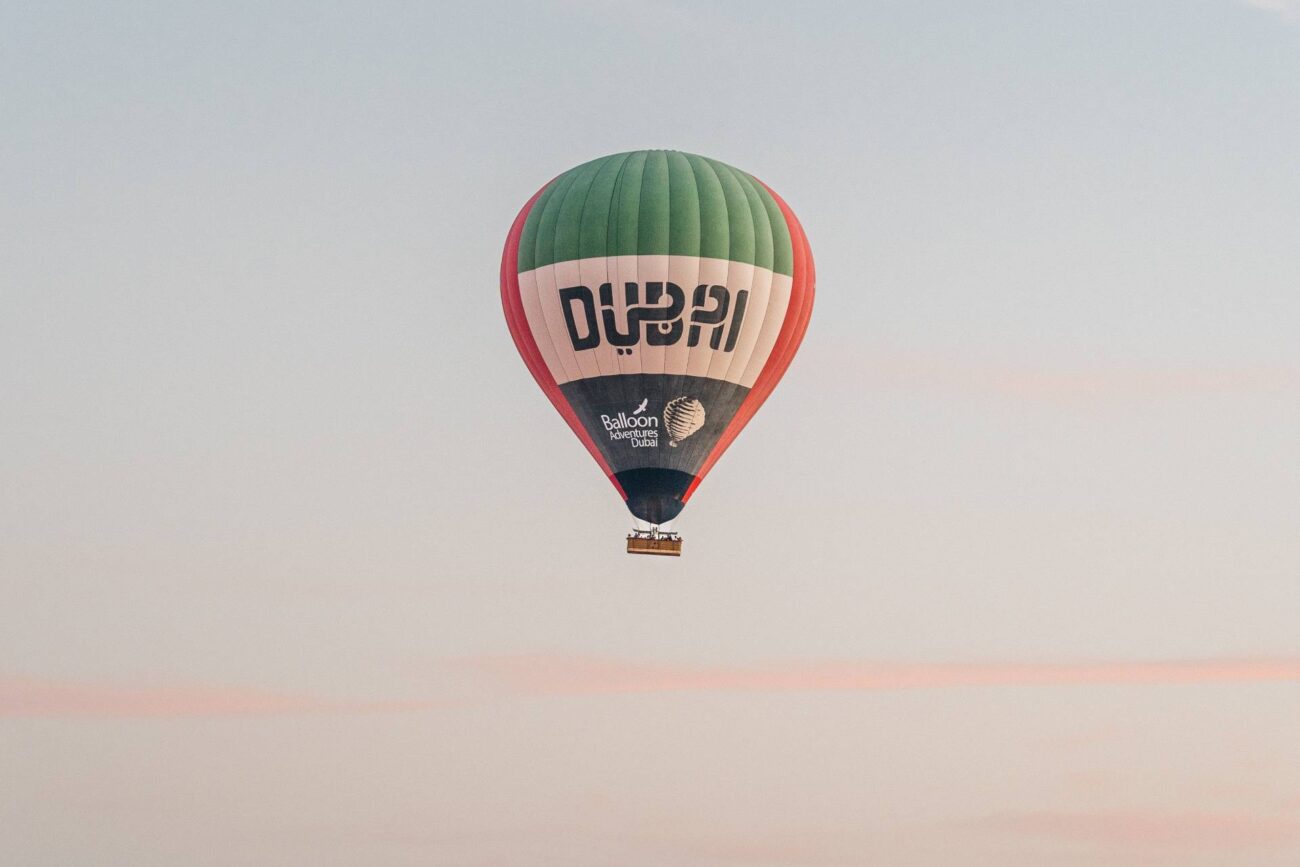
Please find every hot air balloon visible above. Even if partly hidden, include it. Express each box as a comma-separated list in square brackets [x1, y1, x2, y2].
[500, 150, 814, 555]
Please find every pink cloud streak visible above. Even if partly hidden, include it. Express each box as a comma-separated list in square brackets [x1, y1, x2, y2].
[0, 676, 437, 719]
[468, 656, 1300, 695]
[986, 810, 1298, 850]
[839, 348, 1300, 402]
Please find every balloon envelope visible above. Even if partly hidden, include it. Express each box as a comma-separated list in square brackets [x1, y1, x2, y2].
[500, 150, 814, 525]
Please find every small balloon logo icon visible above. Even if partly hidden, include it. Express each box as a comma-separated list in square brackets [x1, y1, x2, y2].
[663, 397, 705, 447]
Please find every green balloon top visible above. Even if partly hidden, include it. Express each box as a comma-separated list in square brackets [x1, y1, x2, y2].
[517, 151, 795, 278]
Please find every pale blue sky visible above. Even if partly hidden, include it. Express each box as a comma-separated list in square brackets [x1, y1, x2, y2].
[2, 2, 1298, 864]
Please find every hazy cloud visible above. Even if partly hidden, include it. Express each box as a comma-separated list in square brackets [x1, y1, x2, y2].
[1240, 0, 1300, 22]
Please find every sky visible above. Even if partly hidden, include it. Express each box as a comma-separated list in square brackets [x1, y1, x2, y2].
[2, 1, 1298, 864]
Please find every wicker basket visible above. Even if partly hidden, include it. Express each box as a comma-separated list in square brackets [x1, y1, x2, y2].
[626, 536, 682, 556]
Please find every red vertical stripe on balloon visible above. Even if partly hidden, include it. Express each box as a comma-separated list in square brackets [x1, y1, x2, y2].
[682, 181, 815, 502]
[500, 186, 626, 499]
